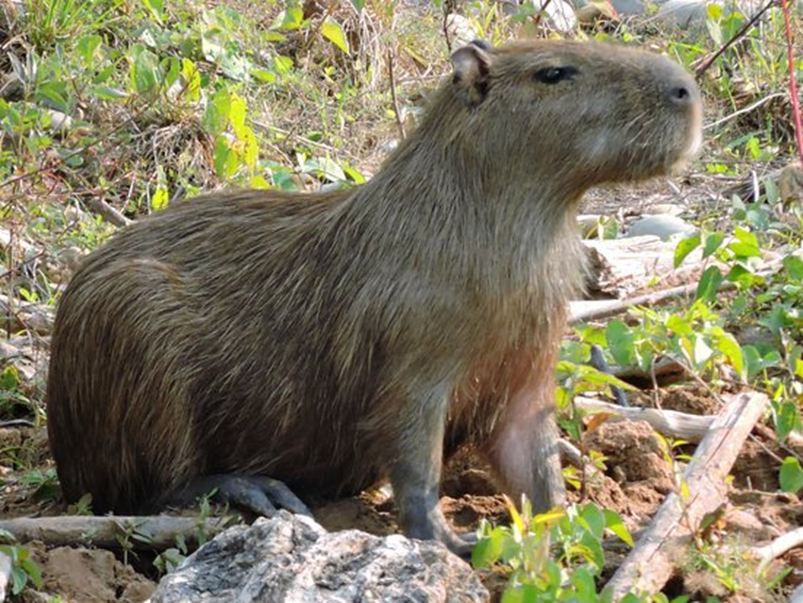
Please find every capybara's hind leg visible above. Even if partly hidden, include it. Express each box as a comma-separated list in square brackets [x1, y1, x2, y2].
[490, 371, 566, 513]
[165, 474, 312, 517]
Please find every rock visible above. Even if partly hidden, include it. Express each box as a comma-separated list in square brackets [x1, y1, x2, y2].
[150, 512, 489, 603]
[779, 162, 803, 206]
[527, 0, 577, 31]
[624, 214, 697, 241]
[444, 13, 480, 49]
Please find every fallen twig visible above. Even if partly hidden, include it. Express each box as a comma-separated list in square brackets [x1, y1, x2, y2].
[570, 260, 783, 325]
[753, 526, 803, 574]
[0, 515, 237, 550]
[575, 396, 714, 442]
[83, 197, 131, 228]
[387, 50, 407, 141]
[606, 390, 769, 599]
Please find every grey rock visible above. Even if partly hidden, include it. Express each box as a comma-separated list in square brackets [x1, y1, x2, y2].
[150, 512, 489, 603]
[624, 214, 697, 241]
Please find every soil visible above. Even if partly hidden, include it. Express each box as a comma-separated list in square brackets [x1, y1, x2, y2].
[2, 386, 801, 603]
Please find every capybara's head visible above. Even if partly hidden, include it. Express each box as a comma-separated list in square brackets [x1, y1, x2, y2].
[444, 40, 702, 192]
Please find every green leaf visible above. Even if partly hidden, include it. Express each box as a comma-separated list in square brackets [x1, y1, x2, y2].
[350, 0, 365, 10]
[20, 557, 42, 588]
[714, 332, 744, 379]
[75, 34, 102, 66]
[580, 503, 605, 538]
[728, 227, 761, 258]
[274, 7, 303, 30]
[203, 89, 231, 135]
[779, 457, 803, 493]
[129, 44, 161, 94]
[603, 509, 634, 547]
[501, 587, 524, 603]
[213, 136, 237, 178]
[783, 255, 803, 282]
[143, 0, 165, 22]
[250, 175, 271, 189]
[250, 68, 276, 84]
[91, 85, 129, 100]
[674, 234, 700, 268]
[701, 231, 724, 259]
[180, 59, 201, 103]
[696, 265, 723, 302]
[273, 55, 294, 75]
[321, 17, 350, 54]
[229, 93, 247, 138]
[472, 528, 504, 567]
[606, 320, 635, 366]
[773, 400, 800, 442]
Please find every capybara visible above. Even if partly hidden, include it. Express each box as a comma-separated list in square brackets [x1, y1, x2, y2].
[47, 39, 702, 554]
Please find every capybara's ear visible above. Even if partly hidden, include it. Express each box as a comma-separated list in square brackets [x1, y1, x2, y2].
[451, 40, 493, 107]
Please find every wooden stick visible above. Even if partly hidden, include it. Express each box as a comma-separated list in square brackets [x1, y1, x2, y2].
[753, 527, 803, 573]
[83, 197, 131, 228]
[605, 390, 769, 599]
[570, 262, 783, 325]
[0, 515, 236, 550]
[575, 396, 714, 442]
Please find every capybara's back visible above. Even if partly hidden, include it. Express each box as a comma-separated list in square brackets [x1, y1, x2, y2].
[47, 39, 701, 552]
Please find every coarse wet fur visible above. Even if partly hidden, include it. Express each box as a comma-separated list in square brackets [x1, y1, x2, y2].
[47, 39, 702, 554]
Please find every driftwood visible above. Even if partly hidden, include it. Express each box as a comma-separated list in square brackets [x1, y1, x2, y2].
[584, 235, 703, 299]
[570, 258, 784, 326]
[605, 390, 769, 599]
[569, 280, 730, 325]
[0, 515, 236, 550]
[753, 527, 803, 573]
[575, 396, 714, 442]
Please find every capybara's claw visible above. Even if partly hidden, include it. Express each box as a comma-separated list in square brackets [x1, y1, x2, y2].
[168, 474, 311, 518]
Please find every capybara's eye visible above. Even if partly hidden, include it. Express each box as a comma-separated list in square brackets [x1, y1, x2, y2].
[533, 66, 578, 84]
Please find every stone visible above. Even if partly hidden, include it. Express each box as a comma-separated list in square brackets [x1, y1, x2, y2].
[624, 214, 697, 241]
[149, 512, 489, 603]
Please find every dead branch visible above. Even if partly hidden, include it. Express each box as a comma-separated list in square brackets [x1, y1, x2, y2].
[575, 396, 714, 442]
[605, 390, 769, 599]
[569, 280, 729, 325]
[83, 197, 131, 228]
[0, 515, 237, 550]
[387, 50, 406, 141]
[753, 527, 803, 573]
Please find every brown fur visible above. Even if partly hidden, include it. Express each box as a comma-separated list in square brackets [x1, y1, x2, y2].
[46, 40, 701, 551]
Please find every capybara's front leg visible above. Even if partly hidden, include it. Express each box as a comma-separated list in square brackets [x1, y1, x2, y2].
[387, 384, 474, 556]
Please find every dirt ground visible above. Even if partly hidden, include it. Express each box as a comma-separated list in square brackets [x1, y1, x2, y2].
[2, 382, 802, 603]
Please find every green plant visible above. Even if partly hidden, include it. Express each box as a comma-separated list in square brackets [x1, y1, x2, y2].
[20, 468, 61, 502]
[0, 530, 43, 596]
[472, 499, 637, 602]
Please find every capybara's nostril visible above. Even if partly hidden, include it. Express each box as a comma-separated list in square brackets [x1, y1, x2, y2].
[668, 80, 697, 105]
[672, 86, 689, 100]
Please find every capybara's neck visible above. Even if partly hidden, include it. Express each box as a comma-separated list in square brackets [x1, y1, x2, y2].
[334, 85, 586, 279]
